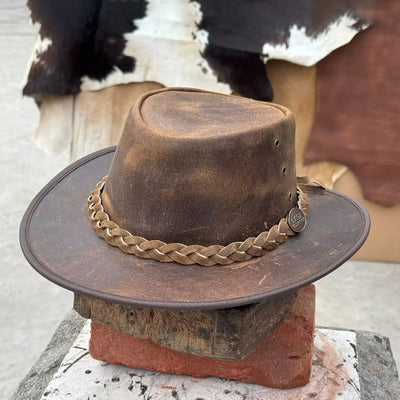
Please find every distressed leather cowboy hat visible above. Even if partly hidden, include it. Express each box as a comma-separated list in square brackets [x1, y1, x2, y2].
[20, 88, 369, 310]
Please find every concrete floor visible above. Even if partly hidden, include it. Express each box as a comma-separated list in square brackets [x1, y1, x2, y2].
[1, 3, 399, 400]
[315, 261, 400, 367]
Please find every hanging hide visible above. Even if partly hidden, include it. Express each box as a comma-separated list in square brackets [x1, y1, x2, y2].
[305, 0, 400, 207]
[23, 0, 370, 102]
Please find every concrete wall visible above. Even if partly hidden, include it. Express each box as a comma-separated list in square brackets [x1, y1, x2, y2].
[0, 3, 71, 398]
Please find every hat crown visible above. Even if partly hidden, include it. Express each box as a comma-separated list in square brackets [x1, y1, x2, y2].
[140, 90, 285, 139]
[102, 88, 297, 246]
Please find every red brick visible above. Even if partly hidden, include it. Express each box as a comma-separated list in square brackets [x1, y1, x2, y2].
[89, 285, 315, 388]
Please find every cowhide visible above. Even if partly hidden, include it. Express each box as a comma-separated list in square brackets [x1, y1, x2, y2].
[23, 0, 370, 101]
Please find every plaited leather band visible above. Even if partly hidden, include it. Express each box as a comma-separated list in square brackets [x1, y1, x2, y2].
[87, 176, 309, 266]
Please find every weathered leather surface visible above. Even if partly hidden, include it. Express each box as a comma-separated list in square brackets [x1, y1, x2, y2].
[103, 88, 297, 246]
[20, 147, 369, 309]
[305, 0, 400, 207]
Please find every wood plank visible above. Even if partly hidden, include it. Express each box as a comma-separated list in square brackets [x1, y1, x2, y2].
[33, 95, 74, 155]
[74, 290, 296, 361]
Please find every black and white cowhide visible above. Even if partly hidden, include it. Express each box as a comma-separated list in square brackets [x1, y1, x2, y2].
[23, 0, 370, 101]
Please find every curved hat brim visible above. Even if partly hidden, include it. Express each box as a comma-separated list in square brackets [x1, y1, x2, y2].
[20, 147, 370, 310]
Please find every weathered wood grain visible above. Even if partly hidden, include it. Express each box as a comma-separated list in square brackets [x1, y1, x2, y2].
[33, 95, 74, 154]
[74, 291, 296, 361]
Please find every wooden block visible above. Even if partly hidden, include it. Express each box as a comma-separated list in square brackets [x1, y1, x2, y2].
[89, 285, 315, 389]
[33, 94, 74, 155]
[74, 291, 296, 361]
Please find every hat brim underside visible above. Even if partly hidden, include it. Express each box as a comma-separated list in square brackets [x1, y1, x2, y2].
[20, 147, 370, 310]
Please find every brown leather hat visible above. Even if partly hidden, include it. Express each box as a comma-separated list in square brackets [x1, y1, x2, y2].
[20, 88, 369, 309]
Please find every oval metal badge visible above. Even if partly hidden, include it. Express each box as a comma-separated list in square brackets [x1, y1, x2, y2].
[287, 208, 306, 233]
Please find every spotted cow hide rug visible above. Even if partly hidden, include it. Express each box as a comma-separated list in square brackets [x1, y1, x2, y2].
[23, 0, 370, 101]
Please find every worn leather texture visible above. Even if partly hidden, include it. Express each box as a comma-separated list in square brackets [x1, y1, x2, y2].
[103, 88, 297, 246]
[20, 147, 370, 309]
[305, 0, 400, 207]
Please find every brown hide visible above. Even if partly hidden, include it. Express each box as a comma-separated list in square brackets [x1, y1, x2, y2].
[305, 0, 400, 207]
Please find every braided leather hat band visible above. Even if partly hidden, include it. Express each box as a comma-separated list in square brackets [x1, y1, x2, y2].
[88, 176, 309, 267]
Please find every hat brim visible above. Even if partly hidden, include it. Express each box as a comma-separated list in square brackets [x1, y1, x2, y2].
[20, 147, 370, 310]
